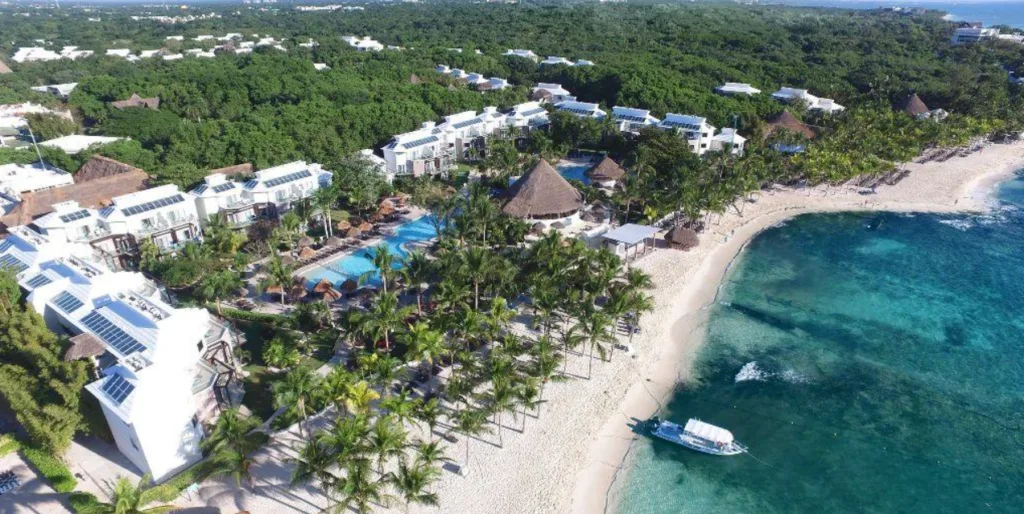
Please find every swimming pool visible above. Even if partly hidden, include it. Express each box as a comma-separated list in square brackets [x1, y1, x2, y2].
[302, 215, 439, 288]
[556, 160, 593, 185]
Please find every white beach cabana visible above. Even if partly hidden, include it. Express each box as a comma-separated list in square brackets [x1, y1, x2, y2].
[601, 223, 659, 261]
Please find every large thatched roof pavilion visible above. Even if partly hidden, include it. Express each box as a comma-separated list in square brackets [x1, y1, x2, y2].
[502, 159, 583, 221]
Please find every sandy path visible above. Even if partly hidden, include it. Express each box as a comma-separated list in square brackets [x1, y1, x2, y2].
[175, 142, 1024, 514]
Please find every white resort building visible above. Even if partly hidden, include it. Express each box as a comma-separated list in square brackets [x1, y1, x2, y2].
[342, 36, 384, 52]
[951, 27, 999, 45]
[710, 128, 746, 155]
[31, 83, 79, 99]
[658, 114, 717, 155]
[503, 49, 539, 62]
[611, 106, 660, 133]
[771, 87, 845, 113]
[715, 82, 761, 96]
[190, 161, 331, 227]
[555, 101, 606, 119]
[540, 56, 575, 66]
[0, 225, 242, 483]
[40, 135, 124, 155]
[382, 108, 510, 177]
[505, 101, 550, 131]
[531, 83, 575, 103]
[0, 163, 75, 201]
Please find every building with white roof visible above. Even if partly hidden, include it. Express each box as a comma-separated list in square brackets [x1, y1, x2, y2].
[0, 163, 74, 202]
[166, 35, 185, 41]
[484, 77, 510, 90]
[771, 87, 844, 113]
[611, 106, 660, 133]
[138, 50, 162, 59]
[951, 27, 999, 45]
[40, 135, 124, 155]
[91, 185, 202, 259]
[503, 49, 539, 62]
[541, 56, 574, 66]
[298, 39, 318, 49]
[532, 83, 575, 103]
[313, 63, 330, 71]
[0, 225, 242, 482]
[235, 161, 330, 221]
[658, 114, 717, 155]
[465, 73, 489, 86]
[435, 64, 451, 74]
[715, 82, 761, 96]
[357, 149, 391, 183]
[12, 47, 61, 63]
[505, 101, 550, 131]
[162, 54, 184, 61]
[31, 83, 79, 99]
[555, 101, 607, 120]
[382, 123, 453, 177]
[710, 128, 746, 155]
[342, 36, 384, 52]
[194, 35, 215, 42]
[106, 49, 133, 58]
[574, 59, 595, 67]
[184, 49, 216, 59]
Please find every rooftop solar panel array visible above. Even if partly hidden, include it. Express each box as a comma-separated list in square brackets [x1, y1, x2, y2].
[25, 274, 52, 288]
[121, 194, 185, 217]
[520, 108, 546, 117]
[52, 291, 84, 313]
[452, 118, 483, 130]
[0, 254, 27, 273]
[404, 135, 439, 149]
[261, 169, 313, 189]
[0, 240, 13, 253]
[58, 209, 91, 223]
[101, 374, 135, 405]
[615, 114, 650, 123]
[80, 311, 147, 356]
[661, 121, 703, 131]
[212, 182, 236, 193]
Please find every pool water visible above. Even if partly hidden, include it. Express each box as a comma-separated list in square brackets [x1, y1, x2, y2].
[302, 215, 438, 288]
[556, 160, 592, 185]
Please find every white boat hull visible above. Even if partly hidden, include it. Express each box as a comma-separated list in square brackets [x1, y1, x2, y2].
[648, 418, 746, 456]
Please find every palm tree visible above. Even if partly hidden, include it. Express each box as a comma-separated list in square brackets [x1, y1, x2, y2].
[529, 335, 565, 414]
[344, 380, 381, 416]
[198, 269, 244, 316]
[365, 353, 404, 397]
[391, 459, 440, 514]
[368, 415, 407, 476]
[369, 244, 397, 294]
[484, 297, 514, 345]
[354, 291, 413, 352]
[291, 437, 338, 492]
[400, 250, 433, 315]
[318, 414, 373, 467]
[201, 408, 266, 488]
[330, 460, 395, 514]
[577, 309, 616, 379]
[488, 377, 518, 448]
[260, 253, 294, 304]
[413, 439, 449, 470]
[402, 322, 444, 384]
[92, 474, 175, 514]
[452, 408, 490, 475]
[380, 389, 420, 427]
[459, 246, 492, 310]
[313, 185, 339, 238]
[414, 398, 443, 442]
[272, 366, 321, 439]
[514, 378, 542, 432]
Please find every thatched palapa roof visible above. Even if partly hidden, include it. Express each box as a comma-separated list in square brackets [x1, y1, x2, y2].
[897, 93, 929, 116]
[0, 58, 11, 74]
[63, 333, 105, 361]
[1, 156, 150, 230]
[111, 93, 160, 111]
[209, 163, 253, 176]
[587, 156, 626, 182]
[666, 225, 699, 251]
[531, 89, 553, 102]
[299, 246, 317, 259]
[764, 111, 817, 140]
[312, 278, 334, 294]
[502, 159, 583, 219]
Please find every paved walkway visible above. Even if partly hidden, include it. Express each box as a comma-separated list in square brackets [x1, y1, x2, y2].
[0, 452, 73, 514]
[64, 435, 141, 499]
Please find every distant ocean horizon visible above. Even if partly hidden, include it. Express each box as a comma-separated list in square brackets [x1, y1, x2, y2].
[770, 1, 1024, 29]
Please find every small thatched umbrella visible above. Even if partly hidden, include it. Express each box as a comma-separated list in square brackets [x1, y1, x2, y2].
[336, 219, 351, 232]
[326, 236, 345, 246]
[313, 278, 334, 295]
[587, 156, 627, 183]
[531, 222, 546, 235]
[551, 221, 566, 229]
[358, 221, 373, 232]
[281, 254, 296, 265]
[666, 225, 700, 250]
[298, 236, 314, 247]
[341, 278, 359, 292]
[299, 246, 317, 260]
[896, 93, 929, 117]
[290, 280, 308, 300]
[63, 333, 105, 362]
[369, 213, 384, 223]
[349, 216, 365, 226]
[346, 227, 363, 238]
[379, 198, 395, 210]
[265, 284, 285, 297]
[581, 211, 601, 223]
[502, 159, 584, 219]
[323, 287, 343, 302]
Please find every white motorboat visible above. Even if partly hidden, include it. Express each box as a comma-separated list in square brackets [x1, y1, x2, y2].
[646, 416, 747, 456]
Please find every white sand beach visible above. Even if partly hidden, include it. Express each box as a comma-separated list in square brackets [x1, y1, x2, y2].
[174, 142, 1024, 514]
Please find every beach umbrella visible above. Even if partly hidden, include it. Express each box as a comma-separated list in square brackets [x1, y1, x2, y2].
[531, 222, 546, 235]
[551, 221, 566, 229]
[349, 216, 365, 226]
[298, 236, 314, 247]
[581, 211, 601, 223]
[358, 221, 373, 232]
[326, 236, 344, 246]
[313, 278, 334, 294]
[665, 225, 699, 250]
[346, 227, 363, 238]
[370, 212, 384, 223]
[265, 284, 284, 296]
[336, 219, 351, 231]
[341, 278, 359, 292]
[281, 254, 296, 265]
[323, 287, 343, 301]
[299, 246, 317, 259]
[379, 198, 395, 209]
[290, 284, 308, 300]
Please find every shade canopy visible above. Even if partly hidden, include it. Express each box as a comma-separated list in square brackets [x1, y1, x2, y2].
[299, 246, 317, 259]
[63, 333, 105, 361]
[298, 236, 314, 247]
[336, 220, 351, 231]
[341, 278, 359, 292]
[502, 159, 583, 219]
[313, 278, 334, 294]
[897, 93, 929, 116]
[684, 419, 734, 444]
[602, 223, 659, 246]
[666, 225, 699, 250]
[587, 156, 626, 182]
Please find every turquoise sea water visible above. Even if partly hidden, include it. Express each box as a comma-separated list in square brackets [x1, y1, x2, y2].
[302, 215, 437, 288]
[610, 173, 1024, 513]
[776, 1, 1024, 29]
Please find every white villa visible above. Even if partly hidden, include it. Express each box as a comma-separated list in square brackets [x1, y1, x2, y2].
[611, 106, 659, 132]
[343, 36, 384, 52]
[771, 87, 845, 113]
[314, 63, 330, 71]
[188, 162, 329, 227]
[658, 114, 717, 155]
[382, 107, 512, 176]
[106, 49, 133, 58]
[555, 101, 606, 119]
[40, 135, 124, 154]
[31, 83, 79, 99]
[435, 64, 450, 74]
[532, 83, 575, 103]
[12, 46, 95, 63]
[505, 101, 550, 130]
[0, 225, 242, 482]
[184, 49, 217, 59]
[951, 27, 999, 45]
[484, 78, 510, 90]
[503, 49, 539, 62]
[715, 82, 761, 96]
[0, 163, 74, 202]
[711, 128, 746, 155]
[162, 54, 184, 61]
[541, 56, 574, 66]
[575, 59, 595, 66]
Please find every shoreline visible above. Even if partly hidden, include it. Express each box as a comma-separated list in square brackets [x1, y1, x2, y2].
[570, 141, 1024, 514]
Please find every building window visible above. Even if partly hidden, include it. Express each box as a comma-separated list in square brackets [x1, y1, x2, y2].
[197, 340, 204, 353]
[129, 436, 140, 451]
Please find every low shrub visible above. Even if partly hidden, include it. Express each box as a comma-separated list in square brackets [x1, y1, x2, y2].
[0, 433, 20, 456]
[207, 304, 292, 326]
[21, 446, 76, 493]
[68, 491, 102, 513]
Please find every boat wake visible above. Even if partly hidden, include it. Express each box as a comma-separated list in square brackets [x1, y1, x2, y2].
[735, 361, 809, 384]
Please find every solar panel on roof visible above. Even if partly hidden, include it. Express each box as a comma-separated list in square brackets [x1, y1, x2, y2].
[100, 206, 116, 218]
[405, 136, 439, 149]
[121, 194, 185, 217]
[263, 170, 313, 188]
[25, 274, 52, 288]
[52, 291, 84, 313]
[0, 254, 26, 273]
[58, 209, 91, 223]
[192, 184, 208, 194]
[0, 240, 12, 253]
[452, 118, 483, 129]
[521, 108, 546, 117]
[616, 114, 648, 123]
[212, 182, 236, 193]
[80, 311, 147, 356]
[100, 374, 135, 405]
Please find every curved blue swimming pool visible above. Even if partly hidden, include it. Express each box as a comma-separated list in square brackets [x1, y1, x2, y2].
[303, 215, 438, 288]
